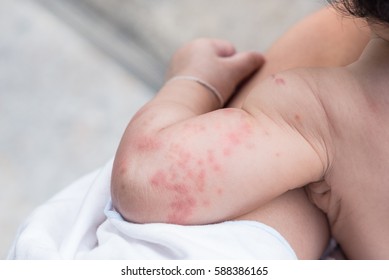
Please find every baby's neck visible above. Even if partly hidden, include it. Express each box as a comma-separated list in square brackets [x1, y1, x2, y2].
[348, 36, 389, 80]
[345, 35, 389, 112]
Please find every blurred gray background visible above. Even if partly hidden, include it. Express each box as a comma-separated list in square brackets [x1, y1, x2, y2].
[0, 0, 324, 258]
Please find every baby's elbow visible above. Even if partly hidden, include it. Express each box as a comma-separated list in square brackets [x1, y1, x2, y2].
[110, 130, 205, 225]
[111, 159, 162, 224]
[110, 125, 171, 223]
[111, 155, 206, 225]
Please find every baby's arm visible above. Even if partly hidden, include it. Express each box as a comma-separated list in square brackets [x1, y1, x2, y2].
[111, 39, 328, 225]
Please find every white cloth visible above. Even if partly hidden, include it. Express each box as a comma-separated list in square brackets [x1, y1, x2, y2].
[7, 160, 297, 260]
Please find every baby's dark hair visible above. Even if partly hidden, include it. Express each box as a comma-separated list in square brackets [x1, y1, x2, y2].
[329, 0, 389, 24]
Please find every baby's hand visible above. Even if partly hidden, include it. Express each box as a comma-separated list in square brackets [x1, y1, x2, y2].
[166, 38, 264, 103]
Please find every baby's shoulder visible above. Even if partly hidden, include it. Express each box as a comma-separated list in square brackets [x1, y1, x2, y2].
[242, 68, 335, 173]
[245, 67, 341, 106]
[243, 67, 332, 127]
[270, 67, 352, 98]
[262, 67, 357, 125]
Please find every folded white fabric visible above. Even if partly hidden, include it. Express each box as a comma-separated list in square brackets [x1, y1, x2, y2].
[8, 160, 297, 260]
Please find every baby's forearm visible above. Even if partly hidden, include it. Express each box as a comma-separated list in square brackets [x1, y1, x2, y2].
[138, 78, 223, 131]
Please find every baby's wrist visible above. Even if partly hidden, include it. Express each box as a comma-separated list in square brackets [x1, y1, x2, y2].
[167, 75, 224, 107]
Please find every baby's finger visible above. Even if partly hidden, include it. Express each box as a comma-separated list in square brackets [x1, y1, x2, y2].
[227, 51, 265, 80]
[208, 38, 237, 57]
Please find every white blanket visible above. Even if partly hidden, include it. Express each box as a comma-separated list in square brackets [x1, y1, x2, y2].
[7, 160, 297, 260]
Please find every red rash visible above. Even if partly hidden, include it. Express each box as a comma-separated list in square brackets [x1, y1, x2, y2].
[135, 136, 161, 152]
[148, 141, 224, 223]
[167, 196, 197, 223]
[223, 148, 232, 156]
[150, 169, 196, 223]
[207, 150, 215, 164]
[221, 117, 254, 157]
[146, 111, 255, 223]
[150, 170, 167, 187]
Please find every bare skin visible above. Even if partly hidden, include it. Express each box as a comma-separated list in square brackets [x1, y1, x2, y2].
[111, 7, 377, 259]
[231, 7, 371, 259]
[242, 18, 388, 259]
[112, 40, 328, 259]
[229, 7, 370, 106]
[305, 33, 389, 259]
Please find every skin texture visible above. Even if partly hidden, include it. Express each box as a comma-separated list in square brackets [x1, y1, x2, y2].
[304, 34, 389, 259]
[111, 7, 375, 259]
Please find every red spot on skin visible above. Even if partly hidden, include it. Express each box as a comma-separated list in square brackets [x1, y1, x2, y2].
[192, 169, 206, 192]
[223, 120, 253, 150]
[177, 150, 192, 169]
[151, 169, 196, 223]
[150, 170, 167, 188]
[205, 150, 222, 172]
[294, 114, 301, 122]
[170, 184, 189, 194]
[186, 169, 194, 179]
[271, 74, 286, 86]
[150, 170, 189, 194]
[227, 132, 241, 145]
[136, 136, 161, 152]
[241, 122, 253, 135]
[216, 188, 223, 196]
[220, 119, 255, 160]
[275, 78, 286, 85]
[151, 145, 214, 223]
[170, 171, 178, 180]
[223, 148, 232, 157]
[167, 196, 196, 224]
[207, 150, 215, 164]
[197, 169, 206, 182]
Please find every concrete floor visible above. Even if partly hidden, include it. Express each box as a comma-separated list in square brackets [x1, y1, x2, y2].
[0, 0, 324, 258]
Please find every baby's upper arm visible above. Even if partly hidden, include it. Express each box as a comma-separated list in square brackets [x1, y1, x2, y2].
[243, 69, 331, 174]
[111, 70, 329, 225]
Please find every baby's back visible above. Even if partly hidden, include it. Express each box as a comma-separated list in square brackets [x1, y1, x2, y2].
[305, 66, 389, 259]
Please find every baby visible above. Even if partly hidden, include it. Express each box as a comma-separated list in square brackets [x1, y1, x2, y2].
[111, 0, 389, 259]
